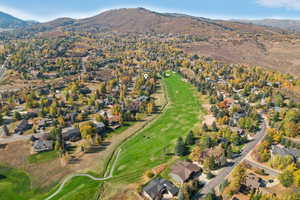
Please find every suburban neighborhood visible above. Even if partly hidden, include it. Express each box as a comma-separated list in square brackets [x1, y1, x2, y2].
[0, 4, 300, 200]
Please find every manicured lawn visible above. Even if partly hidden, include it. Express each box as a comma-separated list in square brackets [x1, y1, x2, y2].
[112, 73, 203, 183]
[0, 165, 37, 200]
[46, 176, 101, 200]
[27, 151, 59, 164]
[2, 73, 203, 200]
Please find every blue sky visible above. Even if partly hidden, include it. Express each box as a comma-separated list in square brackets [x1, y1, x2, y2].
[1, 0, 300, 22]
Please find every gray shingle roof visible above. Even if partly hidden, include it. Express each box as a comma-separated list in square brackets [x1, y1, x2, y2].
[33, 140, 53, 152]
[143, 178, 178, 199]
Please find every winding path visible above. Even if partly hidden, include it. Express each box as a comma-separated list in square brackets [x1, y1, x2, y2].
[44, 149, 122, 200]
[44, 79, 170, 200]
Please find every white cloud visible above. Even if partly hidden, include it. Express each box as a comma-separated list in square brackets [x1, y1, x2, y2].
[257, 0, 300, 10]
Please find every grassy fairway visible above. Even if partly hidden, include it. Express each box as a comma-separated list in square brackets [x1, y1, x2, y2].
[27, 150, 59, 164]
[0, 73, 202, 200]
[45, 176, 101, 200]
[0, 166, 35, 200]
[113, 73, 202, 183]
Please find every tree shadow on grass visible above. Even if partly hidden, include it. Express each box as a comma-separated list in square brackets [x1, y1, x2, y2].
[85, 142, 112, 154]
[0, 174, 6, 180]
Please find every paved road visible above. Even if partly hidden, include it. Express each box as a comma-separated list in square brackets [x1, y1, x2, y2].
[0, 134, 33, 144]
[44, 149, 122, 200]
[0, 131, 47, 144]
[243, 159, 280, 177]
[199, 119, 267, 196]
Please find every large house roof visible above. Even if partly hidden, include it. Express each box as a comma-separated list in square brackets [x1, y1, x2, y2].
[33, 139, 53, 152]
[271, 145, 300, 159]
[170, 161, 200, 182]
[143, 178, 178, 199]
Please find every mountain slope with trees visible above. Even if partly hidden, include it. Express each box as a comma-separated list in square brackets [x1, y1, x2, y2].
[22, 8, 300, 76]
[0, 11, 36, 29]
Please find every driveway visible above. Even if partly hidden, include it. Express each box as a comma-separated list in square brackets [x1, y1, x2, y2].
[199, 119, 267, 196]
[243, 159, 280, 177]
[0, 134, 33, 144]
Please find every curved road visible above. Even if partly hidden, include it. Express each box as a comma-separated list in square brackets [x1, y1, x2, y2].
[199, 119, 267, 196]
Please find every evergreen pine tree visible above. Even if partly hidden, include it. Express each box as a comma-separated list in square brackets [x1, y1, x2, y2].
[185, 131, 195, 145]
[175, 137, 187, 156]
[202, 123, 209, 132]
[211, 122, 218, 132]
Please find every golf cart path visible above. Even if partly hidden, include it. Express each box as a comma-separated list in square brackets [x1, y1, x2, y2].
[44, 79, 170, 200]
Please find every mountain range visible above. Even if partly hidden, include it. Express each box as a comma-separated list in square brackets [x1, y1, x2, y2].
[1, 8, 300, 76]
[236, 19, 300, 32]
[0, 11, 38, 29]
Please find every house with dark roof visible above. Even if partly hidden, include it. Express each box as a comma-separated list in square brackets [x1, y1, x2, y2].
[169, 161, 200, 184]
[62, 127, 81, 142]
[38, 118, 53, 130]
[14, 120, 31, 135]
[142, 178, 179, 200]
[271, 145, 300, 162]
[93, 121, 106, 133]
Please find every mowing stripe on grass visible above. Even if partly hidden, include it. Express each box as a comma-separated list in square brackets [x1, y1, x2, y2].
[113, 73, 202, 182]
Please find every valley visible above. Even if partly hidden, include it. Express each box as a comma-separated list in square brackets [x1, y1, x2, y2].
[0, 5, 300, 200]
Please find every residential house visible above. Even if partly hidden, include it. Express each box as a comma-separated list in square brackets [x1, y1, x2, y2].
[79, 87, 91, 95]
[93, 121, 106, 133]
[0, 125, 9, 137]
[14, 120, 31, 135]
[169, 161, 200, 184]
[108, 116, 121, 130]
[62, 127, 81, 142]
[271, 145, 300, 162]
[199, 145, 226, 167]
[142, 178, 179, 200]
[38, 118, 53, 130]
[241, 173, 263, 192]
[25, 111, 38, 120]
[32, 139, 53, 152]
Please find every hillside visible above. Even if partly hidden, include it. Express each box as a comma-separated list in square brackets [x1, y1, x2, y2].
[32, 8, 280, 35]
[236, 19, 300, 32]
[0, 11, 36, 29]
[15, 8, 300, 76]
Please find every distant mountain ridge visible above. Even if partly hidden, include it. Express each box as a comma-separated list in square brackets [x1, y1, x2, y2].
[234, 19, 300, 31]
[0, 11, 38, 29]
[27, 8, 280, 35]
[2, 7, 300, 76]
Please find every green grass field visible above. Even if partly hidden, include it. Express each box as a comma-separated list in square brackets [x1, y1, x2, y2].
[45, 176, 101, 200]
[0, 73, 203, 200]
[0, 165, 36, 200]
[112, 73, 202, 183]
[27, 150, 59, 164]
